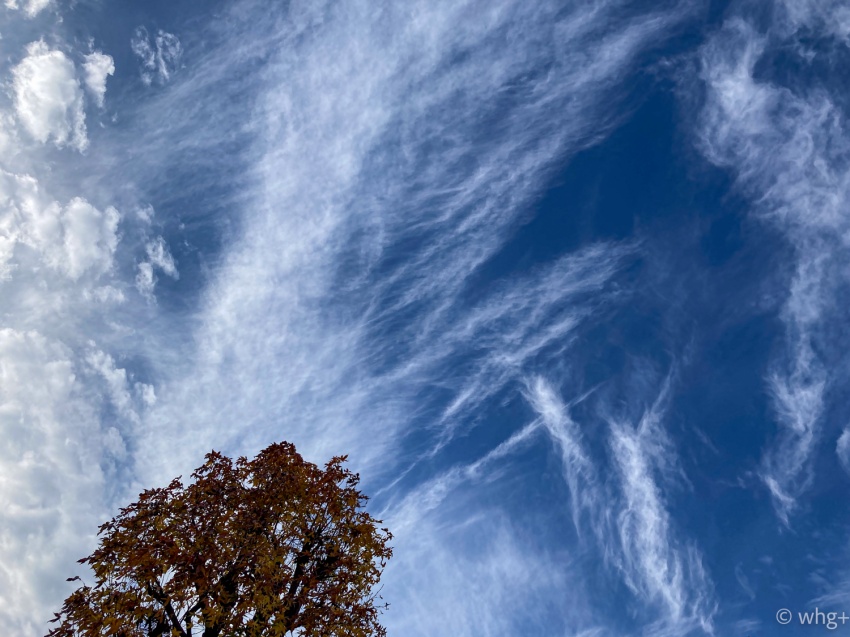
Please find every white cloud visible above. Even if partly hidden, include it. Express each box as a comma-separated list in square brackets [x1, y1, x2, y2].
[135, 235, 178, 298]
[383, 513, 582, 637]
[99, 14, 700, 637]
[145, 235, 177, 276]
[0, 18, 168, 637]
[0, 0, 698, 633]
[4, 0, 50, 17]
[82, 51, 115, 108]
[0, 113, 19, 166]
[136, 381, 157, 407]
[383, 419, 540, 537]
[0, 169, 120, 281]
[775, 0, 850, 42]
[0, 175, 24, 281]
[135, 204, 155, 224]
[837, 429, 850, 476]
[131, 26, 182, 85]
[524, 375, 716, 636]
[135, 261, 155, 296]
[120, 0, 667, 481]
[734, 564, 756, 601]
[12, 41, 88, 151]
[523, 376, 598, 535]
[0, 329, 110, 635]
[697, 16, 850, 524]
[0, 201, 150, 634]
[609, 415, 713, 636]
[379, 420, 599, 637]
[54, 198, 120, 279]
[85, 346, 141, 428]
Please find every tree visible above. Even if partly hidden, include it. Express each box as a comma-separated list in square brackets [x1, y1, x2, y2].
[47, 442, 393, 637]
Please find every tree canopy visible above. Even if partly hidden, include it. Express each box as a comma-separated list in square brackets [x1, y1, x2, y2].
[47, 442, 393, 637]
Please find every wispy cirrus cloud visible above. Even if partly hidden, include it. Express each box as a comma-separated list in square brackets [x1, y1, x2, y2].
[608, 408, 714, 636]
[522, 376, 602, 539]
[837, 429, 850, 476]
[128, 0, 695, 487]
[108, 3, 697, 635]
[382, 511, 585, 637]
[524, 374, 715, 636]
[696, 12, 850, 525]
[379, 405, 600, 637]
[0, 0, 702, 633]
[774, 0, 850, 41]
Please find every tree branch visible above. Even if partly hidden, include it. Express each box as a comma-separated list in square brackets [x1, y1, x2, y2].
[146, 583, 190, 637]
[182, 598, 205, 623]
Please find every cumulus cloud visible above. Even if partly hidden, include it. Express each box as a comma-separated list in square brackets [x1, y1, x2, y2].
[0, 12, 182, 637]
[0, 113, 21, 166]
[131, 26, 182, 85]
[697, 15, 850, 524]
[0, 169, 120, 281]
[135, 236, 178, 299]
[11, 41, 88, 151]
[83, 347, 158, 462]
[82, 52, 115, 108]
[52, 198, 120, 279]
[0, 329, 113, 635]
[144, 235, 177, 276]
[0, 165, 154, 634]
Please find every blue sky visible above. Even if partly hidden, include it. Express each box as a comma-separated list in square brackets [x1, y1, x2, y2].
[2, 0, 850, 635]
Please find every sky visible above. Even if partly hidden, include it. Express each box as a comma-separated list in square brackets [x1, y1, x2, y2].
[1, 0, 850, 635]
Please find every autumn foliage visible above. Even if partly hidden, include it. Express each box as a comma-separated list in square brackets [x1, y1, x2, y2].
[47, 442, 393, 637]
